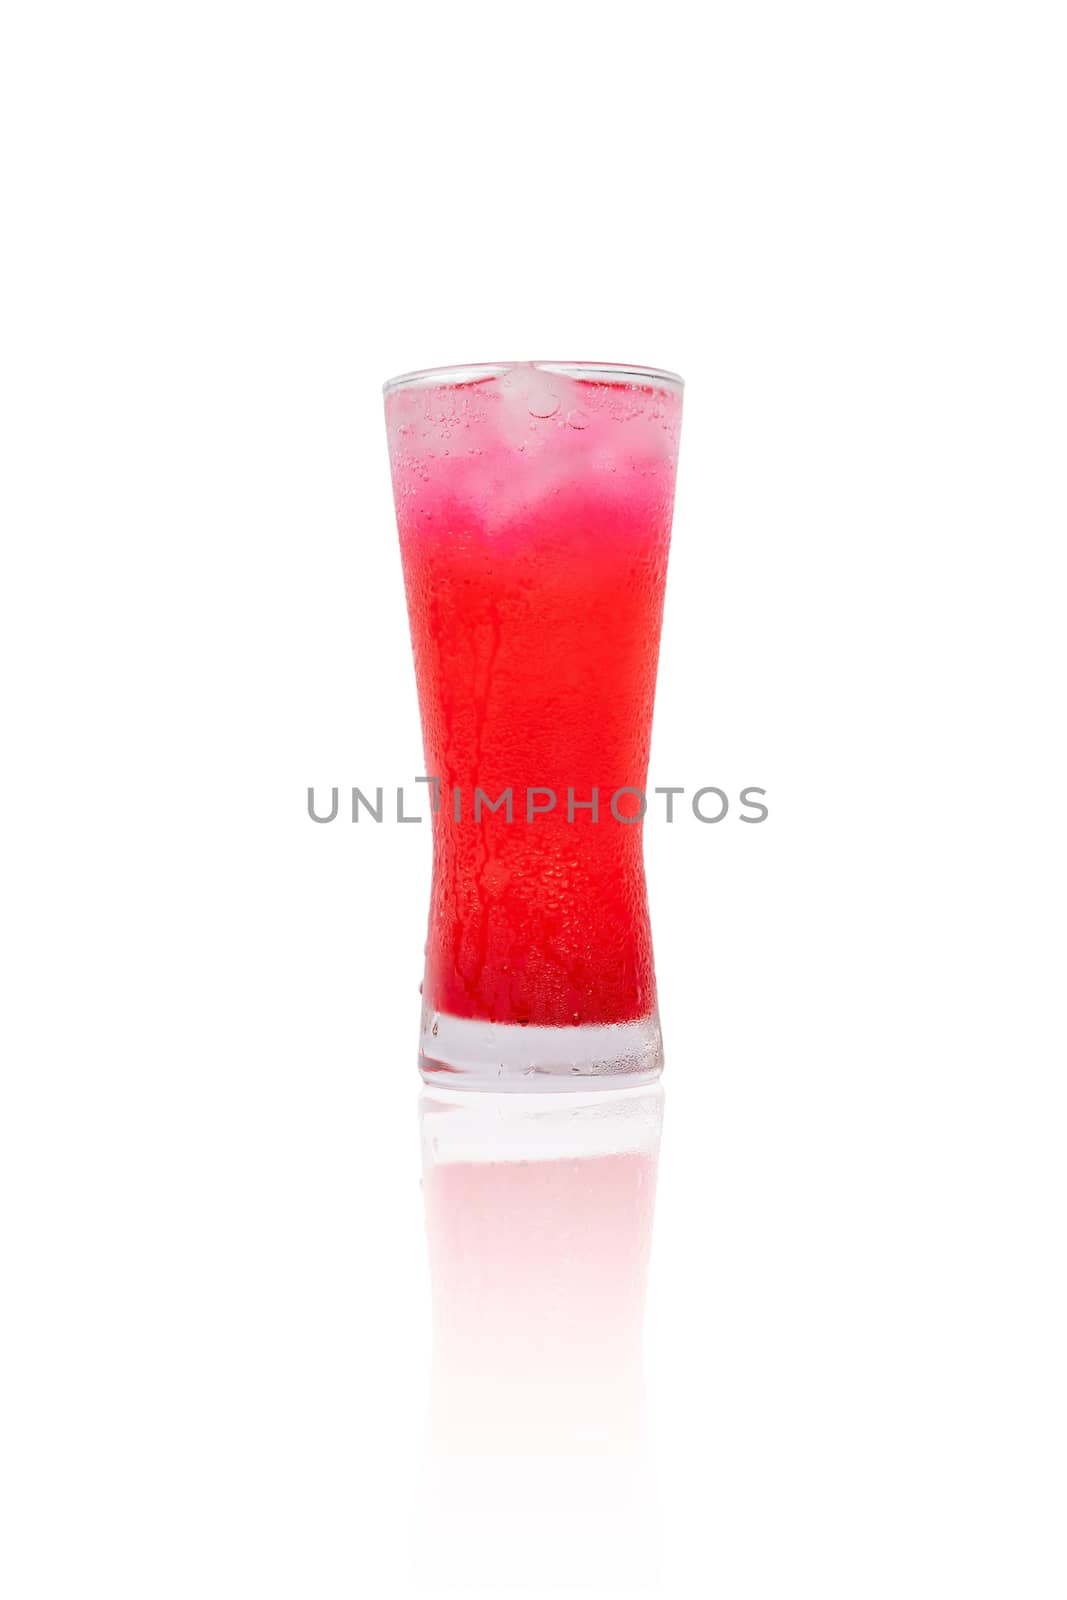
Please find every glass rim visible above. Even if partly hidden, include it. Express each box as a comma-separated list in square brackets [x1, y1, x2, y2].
[382, 360, 684, 395]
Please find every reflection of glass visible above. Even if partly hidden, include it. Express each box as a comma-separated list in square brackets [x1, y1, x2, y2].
[385, 363, 683, 1088]
[417, 1085, 664, 1590]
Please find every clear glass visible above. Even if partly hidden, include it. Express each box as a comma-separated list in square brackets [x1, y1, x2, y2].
[384, 360, 683, 1088]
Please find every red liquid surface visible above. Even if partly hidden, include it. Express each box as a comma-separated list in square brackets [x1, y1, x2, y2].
[387, 366, 681, 1027]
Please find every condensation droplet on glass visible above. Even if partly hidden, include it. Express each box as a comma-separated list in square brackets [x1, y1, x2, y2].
[567, 408, 590, 430]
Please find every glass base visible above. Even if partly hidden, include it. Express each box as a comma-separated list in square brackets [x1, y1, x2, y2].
[418, 1009, 664, 1092]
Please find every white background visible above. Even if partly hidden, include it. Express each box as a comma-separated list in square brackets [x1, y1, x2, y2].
[2, 1, 1064, 1595]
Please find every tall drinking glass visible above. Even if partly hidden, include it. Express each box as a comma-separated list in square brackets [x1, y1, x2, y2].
[384, 361, 683, 1088]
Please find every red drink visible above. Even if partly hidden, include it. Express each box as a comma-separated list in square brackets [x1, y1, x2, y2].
[385, 362, 682, 1086]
